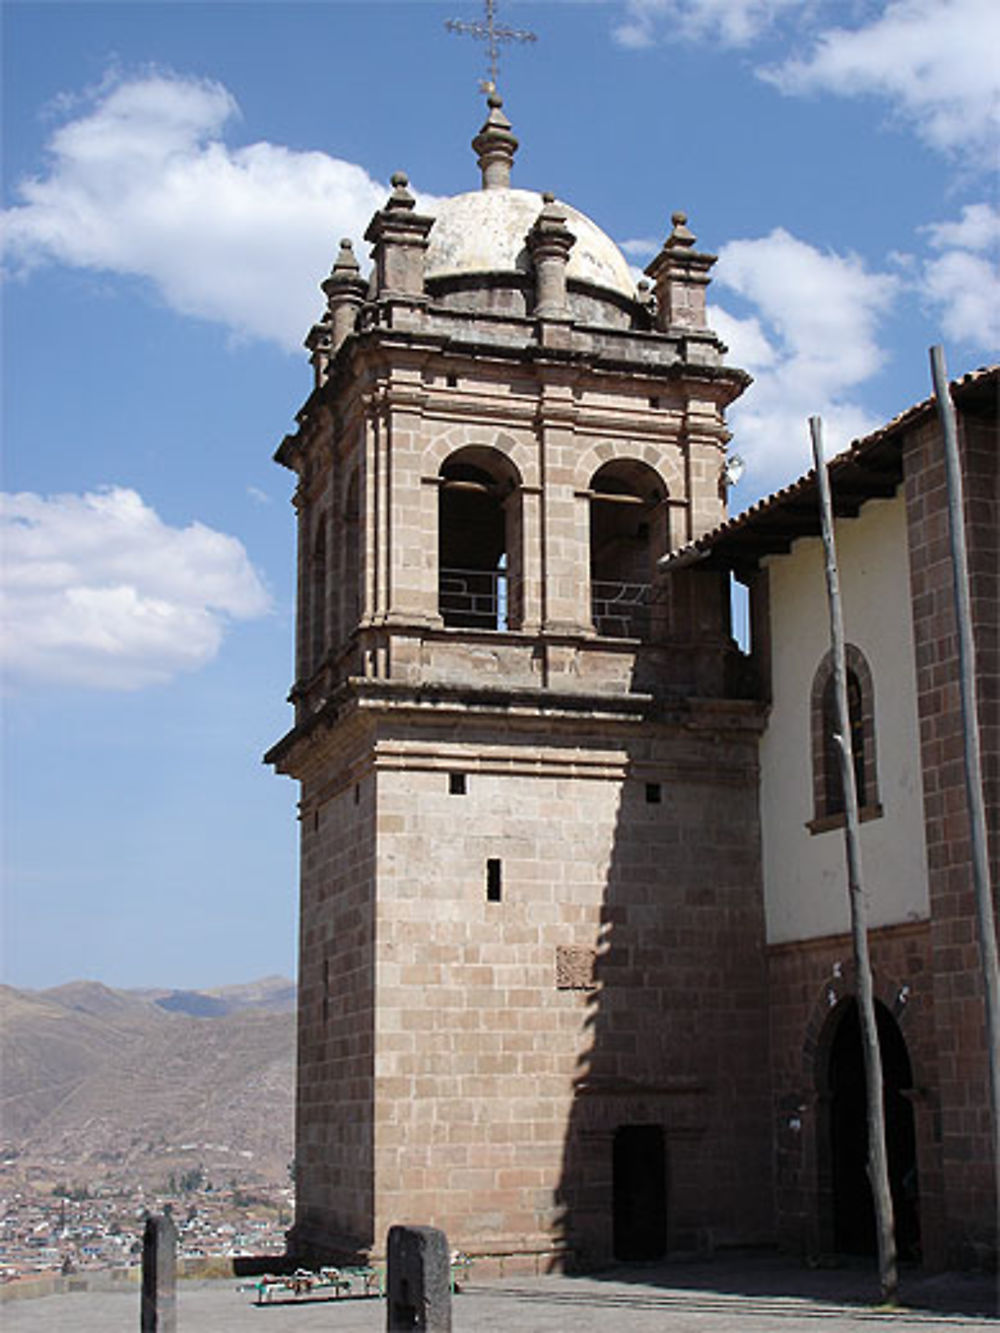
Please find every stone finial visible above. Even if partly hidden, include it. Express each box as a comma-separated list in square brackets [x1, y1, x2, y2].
[526, 192, 575, 319]
[315, 238, 367, 371]
[472, 92, 518, 190]
[666, 211, 697, 249]
[364, 170, 434, 305]
[326, 237, 361, 280]
[644, 210, 717, 332]
[387, 171, 416, 211]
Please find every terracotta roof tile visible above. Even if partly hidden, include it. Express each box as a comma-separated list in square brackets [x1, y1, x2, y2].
[660, 364, 998, 572]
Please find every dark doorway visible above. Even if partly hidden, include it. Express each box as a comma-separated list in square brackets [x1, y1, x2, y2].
[828, 1000, 920, 1259]
[613, 1124, 667, 1261]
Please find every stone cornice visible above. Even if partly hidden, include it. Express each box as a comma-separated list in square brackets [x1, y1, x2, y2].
[266, 673, 766, 773]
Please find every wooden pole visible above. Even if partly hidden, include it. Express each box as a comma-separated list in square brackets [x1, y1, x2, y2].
[928, 346, 1000, 1231]
[810, 416, 898, 1303]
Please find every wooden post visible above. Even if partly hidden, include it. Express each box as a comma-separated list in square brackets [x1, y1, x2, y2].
[810, 416, 898, 1304]
[928, 345, 1000, 1230]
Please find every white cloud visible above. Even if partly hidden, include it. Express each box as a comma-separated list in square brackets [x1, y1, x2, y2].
[919, 204, 1000, 346]
[710, 228, 898, 495]
[613, 0, 805, 48]
[764, 0, 1000, 155]
[922, 202, 1000, 254]
[1, 486, 270, 690]
[619, 236, 660, 258]
[1, 72, 396, 351]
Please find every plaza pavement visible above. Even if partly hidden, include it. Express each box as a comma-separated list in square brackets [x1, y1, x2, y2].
[4, 1256, 997, 1332]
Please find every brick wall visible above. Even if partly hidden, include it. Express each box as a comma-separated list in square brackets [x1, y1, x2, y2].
[904, 408, 998, 1265]
[767, 923, 941, 1263]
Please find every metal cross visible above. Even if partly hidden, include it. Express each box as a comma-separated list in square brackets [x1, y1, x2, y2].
[445, 0, 537, 94]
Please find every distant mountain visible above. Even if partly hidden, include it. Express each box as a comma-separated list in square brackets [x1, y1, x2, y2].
[130, 975, 297, 1017]
[154, 990, 233, 1018]
[0, 979, 296, 1191]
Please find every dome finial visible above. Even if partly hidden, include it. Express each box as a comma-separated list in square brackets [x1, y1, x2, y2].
[472, 89, 518, 190]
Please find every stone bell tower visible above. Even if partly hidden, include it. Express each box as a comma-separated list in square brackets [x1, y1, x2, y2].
[268, 95, 773, 1269]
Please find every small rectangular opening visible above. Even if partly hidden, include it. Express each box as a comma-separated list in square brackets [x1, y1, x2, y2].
[446, 373, 458, 388]
[645, 782, 662, 804]
[354, 783, 361, 805]
[449, 772, 467, 795]
[730, 573, 751, 653]
[486, 858, 502, 902]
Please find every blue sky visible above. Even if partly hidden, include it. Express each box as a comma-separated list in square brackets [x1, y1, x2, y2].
[2, 0, 997, 990]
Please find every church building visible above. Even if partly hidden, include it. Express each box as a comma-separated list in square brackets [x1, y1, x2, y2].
[266, 94, 997, 1272]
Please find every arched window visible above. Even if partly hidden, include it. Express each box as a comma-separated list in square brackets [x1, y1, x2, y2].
[810, 645, 881, 828]
[589, 460, 664, 639]
[438, 447, 521, 630]
[822, 670, 866, 813]
[309, 515, 328, 674]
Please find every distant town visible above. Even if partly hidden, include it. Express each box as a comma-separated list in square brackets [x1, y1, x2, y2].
[0, 1163, 290, 1285]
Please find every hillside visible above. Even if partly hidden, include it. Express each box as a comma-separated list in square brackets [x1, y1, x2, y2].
[0, 979, 295, 1192]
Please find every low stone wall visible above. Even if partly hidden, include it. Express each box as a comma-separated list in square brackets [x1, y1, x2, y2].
[0, 1255, 246, 1303]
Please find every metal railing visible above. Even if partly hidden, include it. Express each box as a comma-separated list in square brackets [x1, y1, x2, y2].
[591, 580, 650, 640]
[439, 568, 508, 630]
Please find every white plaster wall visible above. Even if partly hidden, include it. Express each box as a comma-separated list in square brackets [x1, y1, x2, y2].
[760, 494, 929, 943]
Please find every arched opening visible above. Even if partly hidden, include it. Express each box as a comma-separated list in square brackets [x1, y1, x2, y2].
[589, 460, 664, 639]
[438, 447, 521, 630]
[826, 999, 920, 1260]
[342, 472, 360, 637]
[309, 516, 328, 673]
[613, 1124, 667, 1261]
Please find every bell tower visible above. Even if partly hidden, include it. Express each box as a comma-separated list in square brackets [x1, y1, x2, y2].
[268, 97, 772, 1268]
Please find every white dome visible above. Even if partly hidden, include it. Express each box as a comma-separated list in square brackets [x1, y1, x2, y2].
[424, 189, 636, 300]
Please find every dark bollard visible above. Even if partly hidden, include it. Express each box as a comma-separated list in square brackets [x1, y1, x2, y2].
[386, 1225, 452, 1332]
[141, 1211, 177, 1332]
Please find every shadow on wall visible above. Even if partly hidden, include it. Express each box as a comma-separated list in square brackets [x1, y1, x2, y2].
[551, 652, 773, 1271]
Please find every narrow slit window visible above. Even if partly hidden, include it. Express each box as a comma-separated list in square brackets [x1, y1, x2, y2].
[645, 782, 662, 805]
[486, 858, 502, 902]
[449, 772, 467, 795]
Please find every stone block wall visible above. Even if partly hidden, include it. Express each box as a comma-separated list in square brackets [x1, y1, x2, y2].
[366, 706, 770, 1265]
[292, 728, 378, 1258]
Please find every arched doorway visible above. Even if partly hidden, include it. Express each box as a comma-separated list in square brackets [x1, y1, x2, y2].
[827, 999, 920, 1260]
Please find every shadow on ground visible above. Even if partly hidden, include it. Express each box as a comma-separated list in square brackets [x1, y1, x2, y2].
[576, 1253, 998, 1319]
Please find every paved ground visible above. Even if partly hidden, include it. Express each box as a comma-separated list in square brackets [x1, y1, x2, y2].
[5, 1257, 997, 1331]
